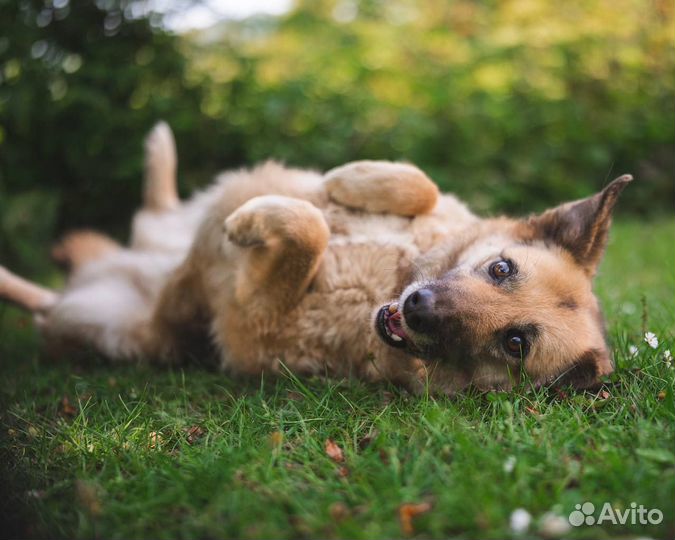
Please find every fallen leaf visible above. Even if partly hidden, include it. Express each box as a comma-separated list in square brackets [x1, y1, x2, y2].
[148, 431, 163, 449]
[525, 406, 540, 416]
[657, 390, 666, 400]
[184, 425, 205, 444]
[357, 430, 380, 450]
[399, 502, 432, 535]
[286, 391, 304, 401]
[324, 439, 344, 463]
[329, 502, 350, 521]
[59, 396, 78, 417]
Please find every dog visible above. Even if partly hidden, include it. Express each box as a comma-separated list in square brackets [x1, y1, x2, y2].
[0, 122, 632, 394]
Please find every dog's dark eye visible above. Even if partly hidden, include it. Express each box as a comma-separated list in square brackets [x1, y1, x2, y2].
[490, 260, 513, 280]
[504, 330, 528, 358]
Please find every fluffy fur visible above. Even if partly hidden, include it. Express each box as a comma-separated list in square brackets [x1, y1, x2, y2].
[0, 123, 631, 394]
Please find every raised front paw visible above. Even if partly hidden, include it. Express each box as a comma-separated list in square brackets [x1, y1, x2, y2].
[324, 160, 439, 217]
[224, 195, 329, 249]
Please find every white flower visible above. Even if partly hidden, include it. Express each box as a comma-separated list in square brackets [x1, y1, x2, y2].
[503, 455, 517, 473]
[538, 512, 571, 538]
[510, 508, 532, 534]
[628, 345, 639, 358]
[664, 350, 673, 368]
[644, 332, 658, 349]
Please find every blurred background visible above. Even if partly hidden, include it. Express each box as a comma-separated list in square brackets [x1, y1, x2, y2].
[1, 0, 673, 276]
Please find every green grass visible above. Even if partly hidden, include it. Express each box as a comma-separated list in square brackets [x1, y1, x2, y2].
[1, 218, 673, 540]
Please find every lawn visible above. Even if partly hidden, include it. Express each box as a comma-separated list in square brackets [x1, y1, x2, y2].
[1, 218, 673, 540]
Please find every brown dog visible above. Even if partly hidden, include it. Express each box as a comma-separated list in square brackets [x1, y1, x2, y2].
[0, 123, 631, 394]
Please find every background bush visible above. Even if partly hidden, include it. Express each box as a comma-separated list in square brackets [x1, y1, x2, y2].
[1, 0, 673, 275]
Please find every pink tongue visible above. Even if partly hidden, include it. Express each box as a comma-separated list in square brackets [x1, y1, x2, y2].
[387, 312, 408, 339]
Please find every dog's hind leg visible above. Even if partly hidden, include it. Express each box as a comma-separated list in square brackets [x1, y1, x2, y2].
[142, 121, 179, 212]
[324, 160, 439, 216]
[0, 266, 58, 313]
[130, 122, 199, 254]
[51, 229, 121, 272]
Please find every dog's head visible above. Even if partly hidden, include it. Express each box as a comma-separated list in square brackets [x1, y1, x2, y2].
[375, 175, 632, 390]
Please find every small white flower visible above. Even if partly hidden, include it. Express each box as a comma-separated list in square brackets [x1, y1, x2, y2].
[644, 332, 658, 349]
[628, 345, 639, 358]
[538, 512, 571, 538]
[664, 350, 673, 368]
[503, 455, 517, 473]
[510, 508, 532, 534]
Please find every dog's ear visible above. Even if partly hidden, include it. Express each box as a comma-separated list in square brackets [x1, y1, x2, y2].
[525, 175, 633, 275]
[554, 348, 614, 389]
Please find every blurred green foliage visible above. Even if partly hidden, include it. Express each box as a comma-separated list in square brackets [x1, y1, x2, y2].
[1, 0, 673, 274]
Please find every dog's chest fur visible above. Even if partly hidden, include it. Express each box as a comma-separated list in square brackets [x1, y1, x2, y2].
[225, 196, 479, 380]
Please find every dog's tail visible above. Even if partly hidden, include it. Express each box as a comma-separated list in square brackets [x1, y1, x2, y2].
[51, 229, 121, 272]
[0, 266, 58, 313]
[143, 121, 179, 211]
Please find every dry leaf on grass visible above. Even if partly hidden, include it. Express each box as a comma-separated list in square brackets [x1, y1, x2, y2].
[148, 431, 163, 449]
[399, 502, 432, 535]
[357, 430, 379, 450]
[324, 438, 344, 463]
[59, 396, 78, 418]
[329, 502, 350, 521]
[337, 466, 350, 478]
[184, 425, 205, 444]
[657, 390, 666, 400]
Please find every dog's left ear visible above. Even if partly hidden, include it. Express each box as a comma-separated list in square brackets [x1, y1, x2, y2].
[525, 174, 633, 275]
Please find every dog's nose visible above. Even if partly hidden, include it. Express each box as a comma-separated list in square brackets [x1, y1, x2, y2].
[403, 288, 437, 332]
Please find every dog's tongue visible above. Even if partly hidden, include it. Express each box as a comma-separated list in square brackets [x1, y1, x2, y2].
[387, 307, 408, 339]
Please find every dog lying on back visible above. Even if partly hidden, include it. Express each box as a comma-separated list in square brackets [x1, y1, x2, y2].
[0, 123, 632, 394]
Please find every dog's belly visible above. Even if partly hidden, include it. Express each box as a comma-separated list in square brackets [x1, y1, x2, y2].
[267, 238, 419, 378]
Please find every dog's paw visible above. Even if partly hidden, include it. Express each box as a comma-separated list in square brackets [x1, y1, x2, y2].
[224, 195, 326, 248]
[324, 160, 438, 216]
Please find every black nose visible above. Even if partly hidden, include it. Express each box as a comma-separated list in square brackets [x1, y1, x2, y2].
[403, 288, 437, 332]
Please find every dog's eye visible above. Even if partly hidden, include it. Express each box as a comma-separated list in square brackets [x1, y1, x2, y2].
[490, 260, 513, 280]
[504, 330, 528, 358]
